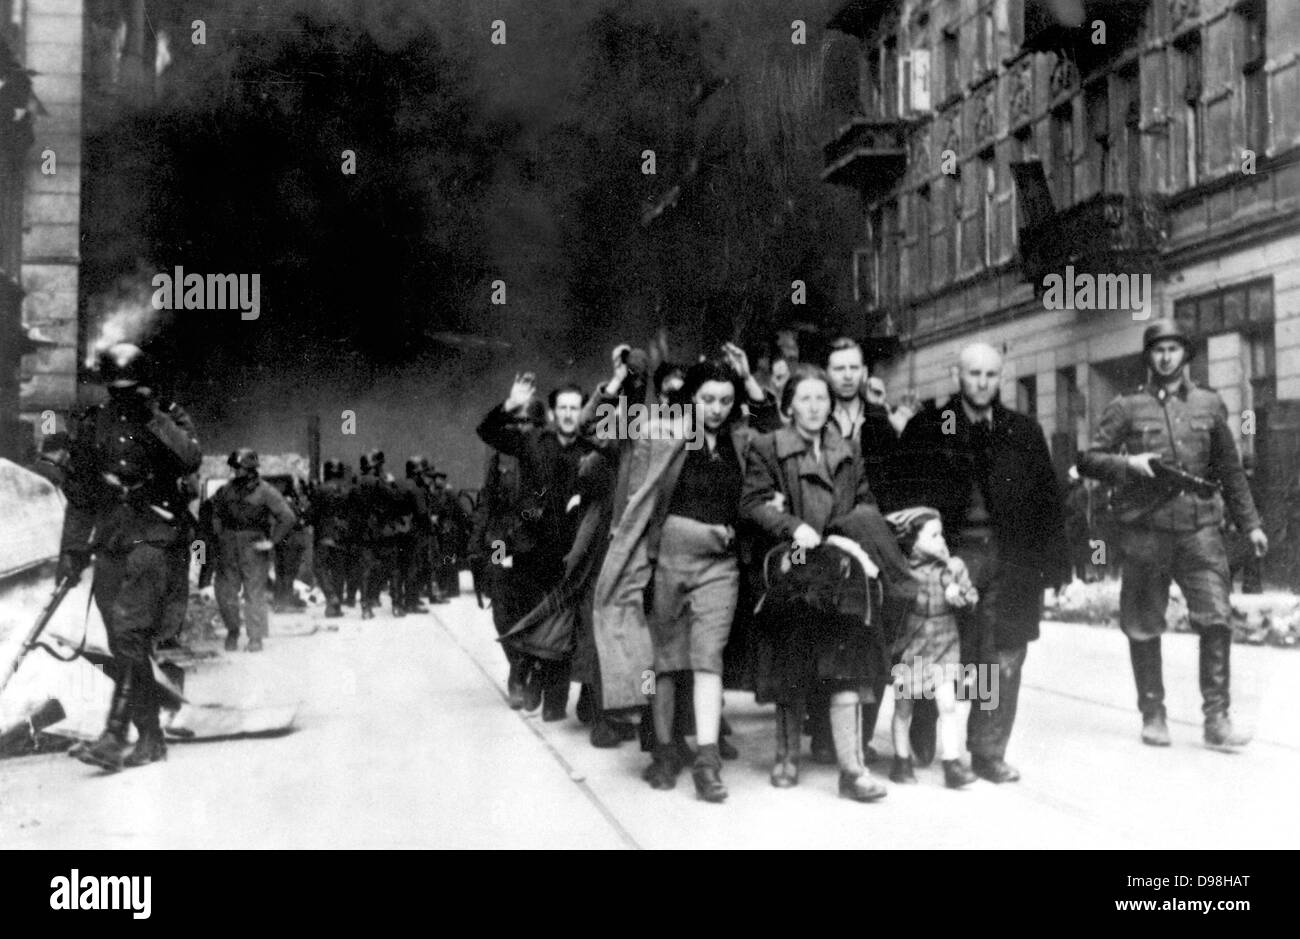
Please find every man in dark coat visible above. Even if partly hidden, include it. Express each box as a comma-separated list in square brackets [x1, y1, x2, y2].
[891, 342, 1069, 783]
[58, 343, 202, 772]
[428, 472, 469, 599]
[209, 449, 296, 652]
[476, 374, 595, 720]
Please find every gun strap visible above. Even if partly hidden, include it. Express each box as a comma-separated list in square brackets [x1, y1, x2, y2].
[32, 576, 93, 664]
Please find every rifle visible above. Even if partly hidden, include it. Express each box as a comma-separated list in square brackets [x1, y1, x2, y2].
[1151, 460, 1221, 499]
[0, 576, 78, 700]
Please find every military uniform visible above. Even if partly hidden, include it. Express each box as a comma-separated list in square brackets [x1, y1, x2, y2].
[309, 467, 353, 616]
[210, 471, 296, 647]
[351, 457, 409, 616]
[60, 345, 202, 771]
[1079, 320, 1261, 748]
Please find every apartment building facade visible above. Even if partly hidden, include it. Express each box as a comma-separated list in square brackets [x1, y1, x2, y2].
[824, 0, 1300, 572]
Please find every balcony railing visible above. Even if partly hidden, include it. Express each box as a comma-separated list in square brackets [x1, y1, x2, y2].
[1019, 192, 1168, 289]
[821, 117, 908, 196]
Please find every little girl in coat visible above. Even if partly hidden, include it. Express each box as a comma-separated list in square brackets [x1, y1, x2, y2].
[885, 507, 979, 789]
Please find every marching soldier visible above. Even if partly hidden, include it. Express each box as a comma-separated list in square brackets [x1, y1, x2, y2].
[352, 449, 408, 618]
[1079, 319, 1267, 749]
[309, 459, 353, 617]
[210, 449, 296, 652]
[272, 477, 311, 612]
[428, 471, 469, 599]
[58, 343, 202, 772]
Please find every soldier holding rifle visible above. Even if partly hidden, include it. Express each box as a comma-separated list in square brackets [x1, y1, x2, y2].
[1079, 319, 1267, 750]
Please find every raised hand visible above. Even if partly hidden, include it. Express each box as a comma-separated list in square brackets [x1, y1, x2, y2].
[506, 372, 536, 412]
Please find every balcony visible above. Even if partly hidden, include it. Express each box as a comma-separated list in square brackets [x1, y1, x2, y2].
[821, 117, 909, 198]
[827, 0, 904, 40]
[1019, 191, 1168, 291]
[1021, 0, 1150, 54]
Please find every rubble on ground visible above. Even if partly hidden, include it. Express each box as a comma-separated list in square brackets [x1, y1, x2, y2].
[1046, 578, 1300, 647]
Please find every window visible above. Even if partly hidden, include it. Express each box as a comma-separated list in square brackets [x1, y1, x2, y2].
[978, 3, 997, 76]
[1175, 31, 1204, 186]
[1017, 375, 1038, 420]
[1238, 0, 1268, 155]
[1172, 278, 1275, 339]
[1084, 81, 1110, 196]
[915, 185, 932, 292]
[1050, 104, 1075, 205]
[981, 151, 996, 268]
[942, 29, 959, 100]
[882, 36, 899, 119]
[1117, 65, 1142, 199]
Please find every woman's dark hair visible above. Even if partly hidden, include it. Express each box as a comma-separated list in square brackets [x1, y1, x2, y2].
[653, 361, 685, 397]
[681, 357, 742, 424]
[779, 363, 832, 415]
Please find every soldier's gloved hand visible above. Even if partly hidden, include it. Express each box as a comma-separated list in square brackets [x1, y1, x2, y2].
[56, 551, 89, 586]
[252, 538, 273, 552]
[1249, 528, 1269, 558]
[1126, 453, 1159, 478]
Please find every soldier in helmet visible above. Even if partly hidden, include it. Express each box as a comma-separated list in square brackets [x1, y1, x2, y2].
[309, 459, 353, 617]
[1079, 319, 1267, 750]
[209, 449, 296, 652]
[406, 456, 449, 607]
[351, 449, 411, 618]
[58, 343, 202, 772]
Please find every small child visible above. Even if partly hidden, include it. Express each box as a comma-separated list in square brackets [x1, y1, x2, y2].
[885, 507, 979, 789]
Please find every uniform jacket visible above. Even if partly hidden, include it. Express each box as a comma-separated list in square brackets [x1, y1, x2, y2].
[308, 478, 353, 545]
[61, 398, 202, 556]
[891, 396, 1070, 586]
[1078, 373, 1260, 533]
[209, 475, 296, 549]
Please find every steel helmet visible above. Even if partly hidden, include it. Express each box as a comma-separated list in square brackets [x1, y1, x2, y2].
[97, 342, 155, 389]
[1142, 318, 1194, 360]
[228, 448, 259, 471]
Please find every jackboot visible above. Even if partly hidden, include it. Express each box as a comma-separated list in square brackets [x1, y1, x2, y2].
[124, 670, 167, 768]
[1129, 638, 1170, 746]
[506, 660, 526, 710]
[76, 665, 135, 773]
[1200, 627, 1250, 749]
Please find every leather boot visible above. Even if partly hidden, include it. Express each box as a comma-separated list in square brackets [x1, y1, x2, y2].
[1200, 627, 1250, 749]
[942, 759, 977, 789]
[692, 744, 727, 803]
[644, 743, 680, 790]
[1129, 638, 1170, 746]
[831, 697, 886, 802]
[76, 665, 135, 773]
[771, 703, 800, 788]
[124, 668, 167, 768]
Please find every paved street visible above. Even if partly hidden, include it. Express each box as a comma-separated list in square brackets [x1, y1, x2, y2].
[2, 582, 1298, 850]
